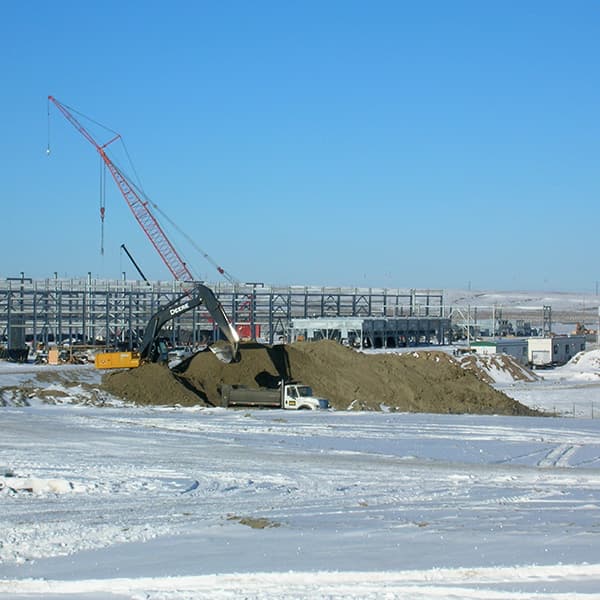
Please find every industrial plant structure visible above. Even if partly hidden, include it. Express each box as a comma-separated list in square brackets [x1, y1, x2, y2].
[0, 276, 447, 357]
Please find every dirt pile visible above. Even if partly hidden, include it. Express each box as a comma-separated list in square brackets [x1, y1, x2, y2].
[101, 363, 201, 406]
[101, 341, 539, 415]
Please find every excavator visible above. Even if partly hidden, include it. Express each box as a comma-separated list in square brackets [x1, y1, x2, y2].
[95, 284, 239, 369]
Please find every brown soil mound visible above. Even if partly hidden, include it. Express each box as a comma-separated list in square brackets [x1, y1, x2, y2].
[101, 362, 201, 406]
[101, 341, 538, 415]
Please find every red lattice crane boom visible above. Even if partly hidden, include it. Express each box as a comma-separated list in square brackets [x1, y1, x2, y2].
[47, 95, 193, 282]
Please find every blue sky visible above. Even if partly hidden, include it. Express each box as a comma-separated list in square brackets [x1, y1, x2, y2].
[1, 1, 598, 292]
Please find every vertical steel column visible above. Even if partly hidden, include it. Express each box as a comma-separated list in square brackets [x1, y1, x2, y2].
[57, 283, 62, 345]
[6, 292, 11, 349]
[128, 292, 134, 350]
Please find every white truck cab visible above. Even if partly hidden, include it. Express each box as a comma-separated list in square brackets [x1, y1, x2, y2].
[282, 384, 329, 410]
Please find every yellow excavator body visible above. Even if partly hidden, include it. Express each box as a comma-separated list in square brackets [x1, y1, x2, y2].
[94, 351, 141, 369]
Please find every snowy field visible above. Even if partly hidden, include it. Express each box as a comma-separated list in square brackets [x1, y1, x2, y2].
[1, 353, 600, 599]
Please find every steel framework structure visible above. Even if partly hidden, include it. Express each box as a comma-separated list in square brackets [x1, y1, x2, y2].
[0, 277, 444, 350]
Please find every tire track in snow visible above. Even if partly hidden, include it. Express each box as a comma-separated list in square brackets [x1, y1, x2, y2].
[538, 444, 578, 468]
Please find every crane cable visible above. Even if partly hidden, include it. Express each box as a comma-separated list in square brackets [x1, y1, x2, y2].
[151, 201, 239, 284]
[47, 98, 108, 255]
[95, 116, 239, 284]
[99, 160, 106, 255]
[46, 97, 51, 156]
[115, 158, 239, 285]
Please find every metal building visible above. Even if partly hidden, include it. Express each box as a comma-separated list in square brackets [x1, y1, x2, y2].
[291, 315, 450, 348]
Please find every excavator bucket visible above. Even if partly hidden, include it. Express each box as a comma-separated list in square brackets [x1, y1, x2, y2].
[209, 342, 239, 364]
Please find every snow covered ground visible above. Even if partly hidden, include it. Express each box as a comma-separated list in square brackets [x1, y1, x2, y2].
[1, 353, 600, 599]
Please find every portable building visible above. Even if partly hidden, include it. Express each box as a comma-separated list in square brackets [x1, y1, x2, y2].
[527, 335, 586, 368]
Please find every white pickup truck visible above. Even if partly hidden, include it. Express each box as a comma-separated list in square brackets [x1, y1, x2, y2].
[220, 382, 329, 410]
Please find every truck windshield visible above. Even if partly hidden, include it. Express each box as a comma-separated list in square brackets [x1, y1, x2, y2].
[297, 386, 313, 397]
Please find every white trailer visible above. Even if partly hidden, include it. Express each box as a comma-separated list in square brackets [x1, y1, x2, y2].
[527, 335, 586, 368]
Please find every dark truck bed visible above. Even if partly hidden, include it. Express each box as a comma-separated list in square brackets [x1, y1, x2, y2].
[220, 384, 282, 408]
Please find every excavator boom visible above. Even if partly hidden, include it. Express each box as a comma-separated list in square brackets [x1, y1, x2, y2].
[139, 285, 239, 362]
[95, 284, 239, 369]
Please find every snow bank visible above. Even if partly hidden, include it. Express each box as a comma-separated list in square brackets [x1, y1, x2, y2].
[3, 564, 600, 599]
[0, 477, 73, 494]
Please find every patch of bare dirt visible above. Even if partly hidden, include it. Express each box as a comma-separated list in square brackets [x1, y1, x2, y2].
[227, 515, 281, 529]
[100, 341, 539, 416]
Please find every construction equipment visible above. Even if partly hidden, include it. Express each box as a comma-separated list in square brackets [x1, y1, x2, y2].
[120, 244, 151, 286]
[47, 96, 240, 364]
[220, 381, 329, 410]
[95, 284, 240, 369]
